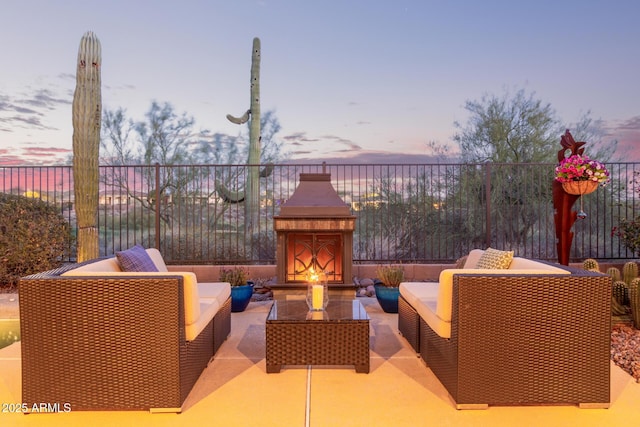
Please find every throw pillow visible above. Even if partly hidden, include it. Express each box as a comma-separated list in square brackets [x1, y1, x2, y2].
[116, 244, 159, 272]
[475, 247, 514, 269]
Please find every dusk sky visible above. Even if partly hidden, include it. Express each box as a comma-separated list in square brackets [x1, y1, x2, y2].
[1, 0, 639, 166]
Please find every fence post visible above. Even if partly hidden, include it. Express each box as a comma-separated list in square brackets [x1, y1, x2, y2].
[155, 163, 161, 250]
[485, 163, 492, 248]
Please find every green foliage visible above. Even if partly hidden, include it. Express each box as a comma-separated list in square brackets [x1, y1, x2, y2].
[219, 266, 249, 287]
[376, 265, 405, 287]
[0, 194, 72, 288]
[612, 216, 640, 257]
[453, 88, 561, 164]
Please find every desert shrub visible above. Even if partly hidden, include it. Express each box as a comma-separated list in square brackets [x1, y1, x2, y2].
[0, 193, 73, 289]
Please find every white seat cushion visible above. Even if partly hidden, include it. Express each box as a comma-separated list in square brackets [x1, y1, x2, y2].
[400, 282, 450, 338]
[399, 282, 438, 308]
[186, 299, 220, 341]
[198, 282, 232, 307]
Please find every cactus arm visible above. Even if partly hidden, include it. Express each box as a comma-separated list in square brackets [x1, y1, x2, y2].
[226, 110, 251, 125]
[259, 162, 274, 178]
[215, 180, 245, 203]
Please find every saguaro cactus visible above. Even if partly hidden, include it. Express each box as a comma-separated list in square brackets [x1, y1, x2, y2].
[72, 31, 101, 262]
[218, 37, 272, 244]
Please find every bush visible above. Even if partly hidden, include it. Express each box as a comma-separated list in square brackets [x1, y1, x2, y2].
[0, 193, 73, 289]
[612, 216, 640, 258]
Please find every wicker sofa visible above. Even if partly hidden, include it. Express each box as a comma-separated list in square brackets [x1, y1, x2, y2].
[18, 248, 231, 413]
[398, 249, 612, 409]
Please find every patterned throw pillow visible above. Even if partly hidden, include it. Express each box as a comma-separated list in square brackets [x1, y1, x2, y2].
[475, 247, 514, 269]
[116, 245, 159, 272]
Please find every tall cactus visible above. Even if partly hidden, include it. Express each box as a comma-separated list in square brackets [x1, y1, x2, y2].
[629, 278, 640, 329]
[623, 261, 639, 284]
[218, 37, 272, 246]
[72, 31, 101, 262]
[607, 267, 622, 282]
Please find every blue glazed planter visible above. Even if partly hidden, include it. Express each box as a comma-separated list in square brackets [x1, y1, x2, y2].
[374, 284, 400, 313]
[231, 283, 254, 312]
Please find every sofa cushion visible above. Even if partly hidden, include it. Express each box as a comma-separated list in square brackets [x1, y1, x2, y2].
[63, 257, 122, 273]
[185, 299, 220, 341]
[509, 257, 568, 272]
[475, 247, 513, 269]
[462, 249, 485, 269]
[198, 282, 232, 307]
[399, 282, 438, 309]
[116, 245, 159, 272]
[145, 248, 169, 272]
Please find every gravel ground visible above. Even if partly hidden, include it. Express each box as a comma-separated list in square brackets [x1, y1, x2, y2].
[611, 324, 640, 382]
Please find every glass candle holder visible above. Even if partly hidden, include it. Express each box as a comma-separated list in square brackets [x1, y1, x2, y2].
[306, 269, 328, 311]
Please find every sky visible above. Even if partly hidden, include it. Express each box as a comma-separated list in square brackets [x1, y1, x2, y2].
[1, 0, 639, 166]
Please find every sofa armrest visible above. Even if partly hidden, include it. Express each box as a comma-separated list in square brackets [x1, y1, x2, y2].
[436, 268, 570, 322]
[60, 271, 201, 326]
[451, 273, 611, 377]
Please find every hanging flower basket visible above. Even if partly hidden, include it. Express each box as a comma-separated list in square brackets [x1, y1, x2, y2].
[562, 180, 599, 195]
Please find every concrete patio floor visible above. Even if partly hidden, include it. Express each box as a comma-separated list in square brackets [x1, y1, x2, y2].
[1, 297, 640, 427]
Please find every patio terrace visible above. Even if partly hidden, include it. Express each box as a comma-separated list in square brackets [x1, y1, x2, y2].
[1, 297, 640, 427]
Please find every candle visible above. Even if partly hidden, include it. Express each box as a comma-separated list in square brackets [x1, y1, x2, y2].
[312, 284, 324, 310]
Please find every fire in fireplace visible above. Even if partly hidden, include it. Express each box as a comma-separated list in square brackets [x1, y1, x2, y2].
[274, 172, 355, 285]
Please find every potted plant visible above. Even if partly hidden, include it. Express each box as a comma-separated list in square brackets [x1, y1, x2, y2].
[374, 265, 404, 313]
[554, 154, 610, 195]
[220, 267, 254, 312]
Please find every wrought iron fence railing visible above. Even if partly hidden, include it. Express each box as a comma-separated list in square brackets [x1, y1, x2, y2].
[2, 162, 638, 264]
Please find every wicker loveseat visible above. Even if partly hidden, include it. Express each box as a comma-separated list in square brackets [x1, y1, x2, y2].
[18, 248, 231, 413]
[398, 249, 612, 409]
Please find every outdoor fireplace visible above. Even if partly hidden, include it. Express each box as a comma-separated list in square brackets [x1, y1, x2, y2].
[274, 172, 355, 285]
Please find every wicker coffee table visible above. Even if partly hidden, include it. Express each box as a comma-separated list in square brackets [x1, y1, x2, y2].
[265, 298, 370, 373]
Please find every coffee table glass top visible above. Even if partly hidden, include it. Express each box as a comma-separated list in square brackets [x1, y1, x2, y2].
[267, 298, 369, 322]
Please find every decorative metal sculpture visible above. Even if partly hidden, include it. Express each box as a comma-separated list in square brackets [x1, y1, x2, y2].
[72, 31, 101, 262]
[552, 130, 584, 265]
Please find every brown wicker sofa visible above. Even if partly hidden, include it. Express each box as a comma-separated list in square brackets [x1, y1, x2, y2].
[398, 249, 612, 409]
[18, 248, 231, 413]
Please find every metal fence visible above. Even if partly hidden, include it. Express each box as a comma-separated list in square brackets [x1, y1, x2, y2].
[2, 162, 639, 264]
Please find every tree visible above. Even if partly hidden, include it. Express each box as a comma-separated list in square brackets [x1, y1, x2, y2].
[452, 89, 562, 253]
[454, 88, 562, 163]
[100, 101, 286, 259]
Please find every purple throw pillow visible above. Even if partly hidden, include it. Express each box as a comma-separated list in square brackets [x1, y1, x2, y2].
[116, 245, 159, 272]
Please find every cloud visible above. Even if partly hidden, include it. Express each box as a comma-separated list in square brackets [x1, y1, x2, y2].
[0, 84, 70, 133]
[602, 115, 640, 162]
[23, 146, 71, 156]
[319, 135, 362, 151]
[287, 150, 442, 165]
[283, 131, 320, 143]
[0, 155, 26, 166]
